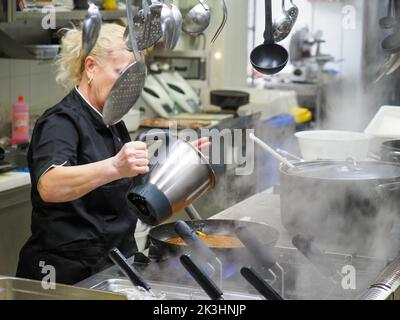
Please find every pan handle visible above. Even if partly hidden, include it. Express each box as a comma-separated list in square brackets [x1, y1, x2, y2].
[174, 220, 216, 264]
[108, 248, 152, 292]
[235, 226, 277, 270]
[180, 254, 224, 300]
[184, 204, 203, 220]
[240, 267, 283, 300]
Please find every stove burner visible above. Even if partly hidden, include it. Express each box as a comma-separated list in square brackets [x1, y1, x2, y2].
[120, 243, 394, 300]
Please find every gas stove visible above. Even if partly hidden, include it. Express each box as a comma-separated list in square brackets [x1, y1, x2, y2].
[77, 239, 400, 300]
[77, 190, 400, 300]
[106, 241, 397, 300]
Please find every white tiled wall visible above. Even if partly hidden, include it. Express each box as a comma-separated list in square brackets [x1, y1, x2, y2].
[0, 58, 68, 137]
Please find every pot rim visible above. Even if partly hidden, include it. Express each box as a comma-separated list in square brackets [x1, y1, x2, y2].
[279, 159, 400, 181]
[295, 130, 370, 142]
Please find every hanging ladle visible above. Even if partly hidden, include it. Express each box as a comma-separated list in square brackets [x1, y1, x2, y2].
[250, 0, 288, 75]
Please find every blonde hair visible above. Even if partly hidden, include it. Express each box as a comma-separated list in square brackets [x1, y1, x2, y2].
[55, 23, 125, 90]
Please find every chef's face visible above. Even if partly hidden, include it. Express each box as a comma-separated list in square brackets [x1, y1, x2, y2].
[85, 49, 146, 110]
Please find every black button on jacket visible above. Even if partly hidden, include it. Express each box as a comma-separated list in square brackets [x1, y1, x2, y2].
[17, 88, 139, 284]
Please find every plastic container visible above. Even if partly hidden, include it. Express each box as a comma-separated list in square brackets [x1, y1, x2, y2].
[295, 130, 370, 161]
[289, 107, 312, 124]
[364, 105, 400, 155]
[11, 96, 30, 146]
[103, 0, 118, 10]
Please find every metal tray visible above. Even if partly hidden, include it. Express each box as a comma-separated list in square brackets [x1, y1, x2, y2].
[0, 277, 127, 300]
[91, 278, 262, 300]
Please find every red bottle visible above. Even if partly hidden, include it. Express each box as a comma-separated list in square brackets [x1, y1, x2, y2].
[11, 96, 30, 145]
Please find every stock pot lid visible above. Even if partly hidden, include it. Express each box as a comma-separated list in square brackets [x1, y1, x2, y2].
[284, 159, 400, 180]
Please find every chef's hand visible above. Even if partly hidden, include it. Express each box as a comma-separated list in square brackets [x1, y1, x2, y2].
[191, 137, 211, 161]
[191, 137, 211, 151]
[112, 141, 149, 178]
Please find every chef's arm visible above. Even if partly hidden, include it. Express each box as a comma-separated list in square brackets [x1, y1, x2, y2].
[38, 141, 149, 203]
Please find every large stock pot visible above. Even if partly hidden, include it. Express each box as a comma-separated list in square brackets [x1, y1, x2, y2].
[279, 159, 400, 252]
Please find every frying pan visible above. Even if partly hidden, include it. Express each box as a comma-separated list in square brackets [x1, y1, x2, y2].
[148, 219, 279, 260]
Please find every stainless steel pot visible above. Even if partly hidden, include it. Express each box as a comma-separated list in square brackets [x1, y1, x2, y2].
[279, 159, 400, 253]
[381, 140, 400, 163]
[127, 130, 216, 226]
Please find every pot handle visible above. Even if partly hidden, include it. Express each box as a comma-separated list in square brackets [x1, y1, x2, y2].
[376, 181, 400, 198]
[385, 151, 400, 162]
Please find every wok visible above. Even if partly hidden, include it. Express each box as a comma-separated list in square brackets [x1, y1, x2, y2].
[148, 219, 279, 261]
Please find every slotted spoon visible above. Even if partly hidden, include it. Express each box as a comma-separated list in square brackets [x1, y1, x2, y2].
[124, 0, 163, 51]
[103, 0, 147, 126]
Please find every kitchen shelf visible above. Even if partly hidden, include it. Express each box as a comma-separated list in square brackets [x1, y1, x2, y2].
[14, 9, 127, 21]
[1, 0, 129, 23]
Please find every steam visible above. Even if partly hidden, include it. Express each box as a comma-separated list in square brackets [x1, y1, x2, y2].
[321, 1, 395, 131]
[275, 1, 400, 299]
[282, 172, 400, 299]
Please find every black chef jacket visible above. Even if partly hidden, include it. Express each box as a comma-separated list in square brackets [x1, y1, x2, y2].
[16, 88, 139, 285]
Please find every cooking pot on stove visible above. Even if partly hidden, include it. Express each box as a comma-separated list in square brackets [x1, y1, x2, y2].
[279, 158, 400, 253]
[127, 130, 216, 226]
